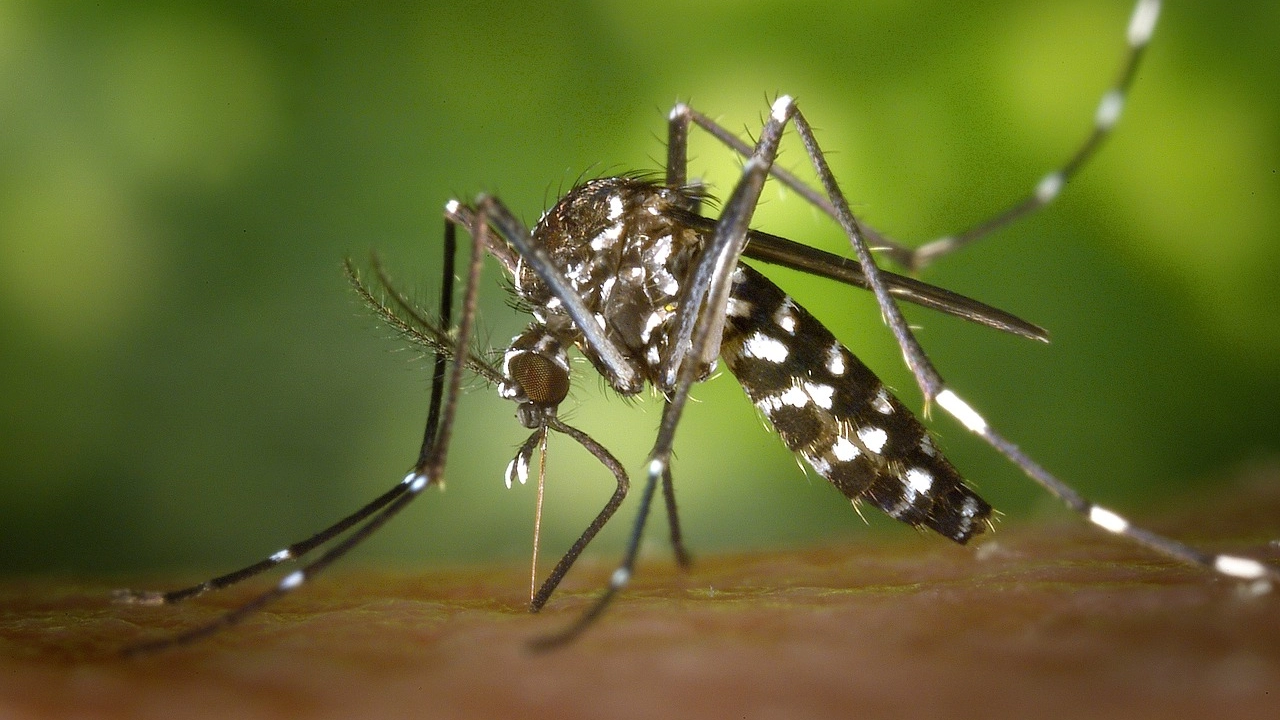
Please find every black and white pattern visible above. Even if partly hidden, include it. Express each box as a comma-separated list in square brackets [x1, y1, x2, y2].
[721, 262, 991, 543]
[116, 0, 1276, 655]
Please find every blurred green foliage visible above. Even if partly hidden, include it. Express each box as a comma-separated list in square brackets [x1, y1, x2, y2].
[2, 0, 1278, 576]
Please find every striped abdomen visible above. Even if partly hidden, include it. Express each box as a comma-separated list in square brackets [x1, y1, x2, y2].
[721, 263, 991, 543]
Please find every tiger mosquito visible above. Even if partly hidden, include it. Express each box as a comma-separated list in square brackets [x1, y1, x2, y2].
[116, 0, 1276, 654]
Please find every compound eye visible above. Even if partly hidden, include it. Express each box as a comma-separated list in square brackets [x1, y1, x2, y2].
[508, 352, 570, 407]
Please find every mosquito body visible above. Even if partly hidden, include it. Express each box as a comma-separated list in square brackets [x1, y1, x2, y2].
[117, 0, 1277, 654]
[502, 175, 995, 545]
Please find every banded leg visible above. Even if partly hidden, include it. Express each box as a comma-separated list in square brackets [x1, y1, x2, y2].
[774, 92, 1278, 589]
[118, 197, 491, 655]
[933, 388, 1279, 588]
[693, 89, 1280, 628]
[112, 237, 476, 614]
[899, 0, 1163, 270]
[666, 0, 1164, 272]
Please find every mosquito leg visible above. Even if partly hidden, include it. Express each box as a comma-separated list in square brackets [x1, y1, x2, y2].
[901, 0, 1163, 270]
[112, 481, 411, 606]
[931, 387, 1278, 588]
[419, 214, 458, 463]
[666, 102, 691, 189]
[528, 418, 629, 613]
[122, 478, 424, 656]
[675, 0, 1163, 273]
[528, 434, 656, 651]
[121, 191, 491, 655]
[780, 96, 1274, 588]
[661, 464, 692, 569]
[673, 103, 836, 222]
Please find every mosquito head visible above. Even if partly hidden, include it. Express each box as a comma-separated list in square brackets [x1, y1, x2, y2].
[499, 326, 573, 428]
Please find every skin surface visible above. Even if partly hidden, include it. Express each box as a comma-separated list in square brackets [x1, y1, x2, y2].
[3, 469, 1278, 720]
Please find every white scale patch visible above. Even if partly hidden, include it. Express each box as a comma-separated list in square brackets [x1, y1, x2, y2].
[646, 457, 666, 478]
[857, 426, 888, 454]
[640, 310, 665, 343]
[831, 436, 861, 462]
[825, 344, 846, 376]
[611, 567, 631, 588]
[779, 385, 809, 408]
[803, 381, 835, 409]
[1035, 172, 1064, 204]
[590, 222, 624, 251]
[662, 276, 680, 297]
[402, 471, 429, 492]
[936, 389, 988, 434]
[1095, 89, 1124, 130]
[607, 194, 624, 220]
[904, 467, 933, 498]
[871, 387, 893, 415]
[1128, 0, 1161, 46]
[505, 453, 530, 488]
[756, 383, 809, 414]
[803, 451, 831, 476]
[648, 235, 673, 265]
[742, 332, 790, 363]
[1088, 505, 1129, 534]
[773, 298, 798, 334]
[771, 95, 794, 122]
[956, 496, 980, 534]
[1215, 555, 1268, 580]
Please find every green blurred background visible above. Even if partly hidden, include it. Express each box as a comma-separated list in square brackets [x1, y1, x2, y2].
[2, 0, 1278, 577]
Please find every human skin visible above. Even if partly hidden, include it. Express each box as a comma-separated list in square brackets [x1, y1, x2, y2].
[3, 469, 1278, 720]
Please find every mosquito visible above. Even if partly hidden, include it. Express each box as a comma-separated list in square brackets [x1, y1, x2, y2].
[116, 0, 1275, 654]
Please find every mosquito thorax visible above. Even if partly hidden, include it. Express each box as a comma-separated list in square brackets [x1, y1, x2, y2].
[514, 176, 712, 396]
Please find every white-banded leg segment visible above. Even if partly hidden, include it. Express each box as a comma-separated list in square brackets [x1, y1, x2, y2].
[120, 190, 490, 656]
[904, 0, 1163, 270]
[112, 475, 421, 608]
[665, 1, 1162, 274]
[934, 384, 1278, 589]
